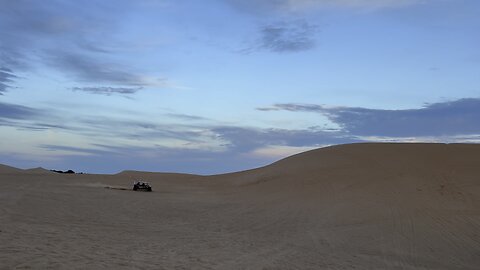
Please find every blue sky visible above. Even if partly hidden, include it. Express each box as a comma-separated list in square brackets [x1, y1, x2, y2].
[1, 0, 479, 174]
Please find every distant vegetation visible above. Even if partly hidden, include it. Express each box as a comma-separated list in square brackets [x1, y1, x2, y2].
[50, 169, 83, 174]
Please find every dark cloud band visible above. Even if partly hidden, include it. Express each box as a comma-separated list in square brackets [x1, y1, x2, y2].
[258, 98, 480, 137]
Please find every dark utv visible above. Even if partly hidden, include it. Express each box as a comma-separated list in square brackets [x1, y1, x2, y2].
[133, 181, 152, 192]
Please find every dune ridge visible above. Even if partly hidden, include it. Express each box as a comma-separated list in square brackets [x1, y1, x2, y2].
[1, 143, 479, 269]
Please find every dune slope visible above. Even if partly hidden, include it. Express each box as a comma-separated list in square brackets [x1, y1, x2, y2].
[0, 143, 479, 269]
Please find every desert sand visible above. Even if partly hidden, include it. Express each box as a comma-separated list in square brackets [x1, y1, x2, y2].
[1, 143, 479, 269]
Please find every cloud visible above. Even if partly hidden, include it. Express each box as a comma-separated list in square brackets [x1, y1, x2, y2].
[0, 101, 39, 120]
[332, 99, 480, 137]
[2, 102, 350, 156]
[0, 100, 211, 144]
[0, 101, 80, 132]
[72, 86, 143, 96]
[166, 113, 210, 121]
[0, 102, 61, 131]
[76, 117, 212, 144]
[39, 144, 114, 156]
[257, 103, 323, 112]
[212, 126, 352, 152]
[250, 145, 318, 159]
[286, 0, 424, 10]
[28, 124, 354, 174]
[0, 99, 356, 173]
[257, 20, 318, 53]
[226, 0, 427, 13]
[7, 95, 480, 174]
[0, 0, 76, 35]
[23, 143, 271, 175]
[47, 52, 150, 86]
[258, 98, 480, 137]
[0, 0, 163, 91]
[0, 67, 17, 94]
[0, 1, 101, 68]
[0, 45, 27, 70]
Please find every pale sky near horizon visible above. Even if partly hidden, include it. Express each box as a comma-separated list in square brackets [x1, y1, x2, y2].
[1, 0, 479, 174]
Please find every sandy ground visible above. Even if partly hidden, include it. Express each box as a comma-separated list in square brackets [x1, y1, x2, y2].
[1, 143, 480, 269]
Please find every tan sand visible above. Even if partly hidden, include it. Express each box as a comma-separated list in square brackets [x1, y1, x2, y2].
[1, 143, 479, 269]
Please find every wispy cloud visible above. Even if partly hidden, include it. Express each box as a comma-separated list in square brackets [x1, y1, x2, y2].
[72, 86, 143, 96]
[0, 100, 210, 144]
[212, 126, 351, 152]
[227, 0, 428, 13]
[0, 67, 17, 94]
[39, 144, 114, 156]
[258, 20, 318, 53]
[0, 101, 39, 120]
[285, 0, 425, 10]
[0, 101, 82, 132]
[166, 113, 210, 121]
[47, 52, 151, 86]
[0, 1, 107, 68]
[0, 0, 165, 92]
[239, 19, 318, 54]
[258, 103, 323, 112]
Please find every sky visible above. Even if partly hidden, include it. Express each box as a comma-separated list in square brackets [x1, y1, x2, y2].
[1, 0, 479, 174]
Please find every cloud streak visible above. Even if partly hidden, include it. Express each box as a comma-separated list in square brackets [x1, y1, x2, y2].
[47, 52, 150, 86]
[286, 0, 425, 10]
[0, 67, 17, 94]
[0, 101, 39, 120]
[227, 0, 428, 13]
[72, 86, 143, 96]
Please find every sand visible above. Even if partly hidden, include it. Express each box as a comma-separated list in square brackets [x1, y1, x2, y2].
[1, 143, 479, 269]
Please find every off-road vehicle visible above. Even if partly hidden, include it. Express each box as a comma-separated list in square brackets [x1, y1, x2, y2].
[133, 181, 152, 192]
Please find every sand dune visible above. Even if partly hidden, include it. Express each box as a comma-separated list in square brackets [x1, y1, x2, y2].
[24, 167, 54, 174]
[1, 143, 479, 269]
[0, 164, 25, 174]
